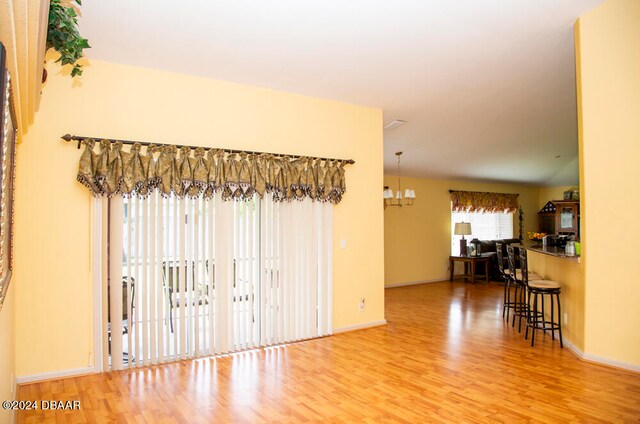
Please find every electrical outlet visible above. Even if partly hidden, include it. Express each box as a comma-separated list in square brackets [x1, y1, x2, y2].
[359, 297, 365, 311]
[564, 313, 568, 325]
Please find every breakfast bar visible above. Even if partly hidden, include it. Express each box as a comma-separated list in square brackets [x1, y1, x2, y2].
[514, 241, 584, 350]
[514, 242, 580, 261]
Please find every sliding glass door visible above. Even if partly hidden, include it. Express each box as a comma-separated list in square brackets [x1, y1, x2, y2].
[104, 193, 332, 370]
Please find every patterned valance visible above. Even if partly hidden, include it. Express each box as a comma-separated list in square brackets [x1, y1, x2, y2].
[450, 190, 519, 213]
[76, 139, 348, 203]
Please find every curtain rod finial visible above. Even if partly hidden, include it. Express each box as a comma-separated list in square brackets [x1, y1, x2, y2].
[61, 134, 81, 149]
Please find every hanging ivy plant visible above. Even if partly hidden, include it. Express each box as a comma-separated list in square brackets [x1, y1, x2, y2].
[46, 0, 90, 77]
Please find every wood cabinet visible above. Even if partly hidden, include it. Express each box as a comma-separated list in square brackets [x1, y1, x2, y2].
[554, 200, 580, 239]
[537, 200, 580, 240]
[538, 201, 556, 234]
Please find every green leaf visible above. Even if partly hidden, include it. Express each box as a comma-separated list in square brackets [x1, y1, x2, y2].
[46, 0, 89, 79]
[77, 38, 90, 49]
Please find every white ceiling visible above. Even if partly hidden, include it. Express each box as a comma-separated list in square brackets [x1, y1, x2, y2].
[78, 0, 603, 186]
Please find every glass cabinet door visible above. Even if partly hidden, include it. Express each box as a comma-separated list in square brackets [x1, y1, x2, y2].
[554, 201, 579, 239]
[559, 207, 574, 229]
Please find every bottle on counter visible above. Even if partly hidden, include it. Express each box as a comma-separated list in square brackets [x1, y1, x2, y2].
[565, 241, 575, 256]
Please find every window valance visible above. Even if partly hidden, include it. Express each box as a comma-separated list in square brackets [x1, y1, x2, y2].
[450, 190, 519, 213]
[76, 139, 348, 203]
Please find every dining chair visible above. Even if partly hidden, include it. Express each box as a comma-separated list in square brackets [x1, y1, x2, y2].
[107, 276, 135, 364]
[162, 260, 211, 333]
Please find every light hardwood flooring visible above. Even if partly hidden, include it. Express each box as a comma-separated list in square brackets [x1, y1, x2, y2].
[17, 282, 640, 423]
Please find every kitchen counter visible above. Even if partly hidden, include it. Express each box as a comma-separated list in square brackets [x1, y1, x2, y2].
[520, 242, 583, 351]
[514, 242, 580, 261]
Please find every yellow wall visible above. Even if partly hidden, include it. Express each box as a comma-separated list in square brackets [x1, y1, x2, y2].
[576, 0, 640, 366]
[538, 185, 579, 209]
[0, 0, 44, 413]
[0, 285, 15, 423]
[14, 60, 384, 377]
[383, 175, 539, 286]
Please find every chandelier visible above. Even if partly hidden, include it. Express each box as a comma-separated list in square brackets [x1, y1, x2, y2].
[383, 151, 416, 208]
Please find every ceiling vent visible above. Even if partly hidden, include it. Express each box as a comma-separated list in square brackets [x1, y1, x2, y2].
[384, 119, 406, 130]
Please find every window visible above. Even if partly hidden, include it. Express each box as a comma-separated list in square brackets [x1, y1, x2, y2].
[451, 210, 513, 255]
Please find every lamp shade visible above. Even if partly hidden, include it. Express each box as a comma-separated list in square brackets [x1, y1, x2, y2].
[383, 188, 393, 199]
[395, 190, 402, 199]
[454, 222, 472, 236]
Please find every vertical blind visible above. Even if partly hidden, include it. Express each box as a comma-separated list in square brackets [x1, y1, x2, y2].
[105, 193, 333, 370]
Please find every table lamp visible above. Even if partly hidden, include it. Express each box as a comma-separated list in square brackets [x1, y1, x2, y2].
[454, 222, 472, 256]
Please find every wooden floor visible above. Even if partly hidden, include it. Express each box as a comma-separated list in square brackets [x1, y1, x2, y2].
[17, 282, 640, 423]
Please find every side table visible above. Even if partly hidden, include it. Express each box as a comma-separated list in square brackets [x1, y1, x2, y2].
[449, 254, 494, 284]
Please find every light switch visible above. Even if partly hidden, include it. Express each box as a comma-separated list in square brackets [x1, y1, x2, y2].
[340, 238, 347, 249]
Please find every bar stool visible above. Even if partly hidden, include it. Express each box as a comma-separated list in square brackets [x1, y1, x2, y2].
[519, 249, 563, 348]
[506, 245, 542, 332]
[496, 242, 515, 321]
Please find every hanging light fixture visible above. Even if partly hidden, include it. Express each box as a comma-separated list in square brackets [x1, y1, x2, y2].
[383, 151, 416, 208]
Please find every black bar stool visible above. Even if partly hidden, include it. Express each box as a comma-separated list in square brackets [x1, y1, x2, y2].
[519, 249, 563, 347]
[506, 245, 542, 332]
[496, 242, 515, 321]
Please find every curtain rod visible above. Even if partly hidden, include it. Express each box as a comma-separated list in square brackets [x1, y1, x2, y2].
[449, 189, 519, 195]
[61, 134, 355, 165]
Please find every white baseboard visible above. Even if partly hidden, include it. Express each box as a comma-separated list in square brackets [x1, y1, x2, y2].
[581, 353, 640, 373]
[563, 338, 584, 359]
[563, 339, 640, 373]
[334, 319, 387, 334]
[16, 366, 97, 385]
[385, 278, 447, 288]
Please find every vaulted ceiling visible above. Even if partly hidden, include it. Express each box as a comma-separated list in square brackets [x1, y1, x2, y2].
[79, 0, 603, 185]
